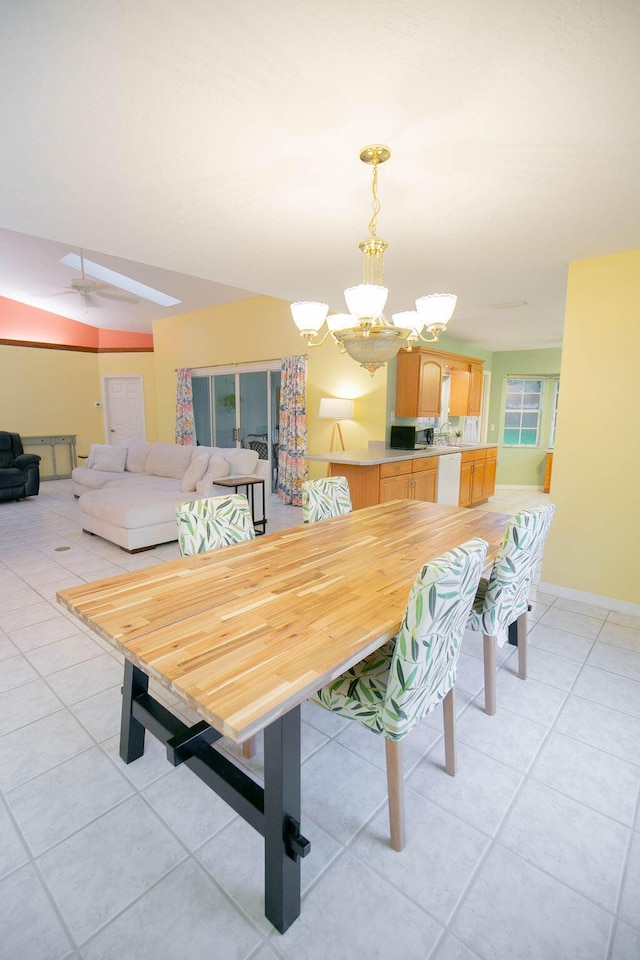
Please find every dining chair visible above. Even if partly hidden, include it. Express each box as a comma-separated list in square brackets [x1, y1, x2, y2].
[176, 493, 256, 556]
[301, 476, 352, 523]
[175, 493, 257, 758]
[310, 537, 488, 851]
[465, 504, 556, 715]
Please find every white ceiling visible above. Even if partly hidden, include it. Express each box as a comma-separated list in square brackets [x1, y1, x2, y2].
[1, 1, 639, 352]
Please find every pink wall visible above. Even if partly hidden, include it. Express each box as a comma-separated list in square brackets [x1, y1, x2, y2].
[0, 297, 153, 350]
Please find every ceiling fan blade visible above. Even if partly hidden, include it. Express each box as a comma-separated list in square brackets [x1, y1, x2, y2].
[37, 290, 76, 299]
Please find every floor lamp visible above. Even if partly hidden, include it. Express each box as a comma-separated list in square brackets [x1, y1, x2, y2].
[319, 397, 354, 451]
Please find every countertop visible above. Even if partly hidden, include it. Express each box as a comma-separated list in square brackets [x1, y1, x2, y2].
[306, 443, 497, 467]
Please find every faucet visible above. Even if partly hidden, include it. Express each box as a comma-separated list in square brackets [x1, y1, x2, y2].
[438, 421, 453, 439]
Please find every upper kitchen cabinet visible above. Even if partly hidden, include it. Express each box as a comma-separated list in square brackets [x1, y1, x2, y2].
[396, 350, 442, 417]
[396, 348, 485, 418]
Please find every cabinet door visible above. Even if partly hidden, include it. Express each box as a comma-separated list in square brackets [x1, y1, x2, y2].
[471, 460, 486, 504]
[379, 475, 411, 502]
[468, 363, 484, 417]
[459, 459, 473, 507]
[417, 358, 442, 417]
[483, 449, 497, 499]
[412, 468, 437, 503]
[449, 368, 470, 416]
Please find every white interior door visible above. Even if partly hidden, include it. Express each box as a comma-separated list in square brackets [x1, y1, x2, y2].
[103, 376, 146, 443]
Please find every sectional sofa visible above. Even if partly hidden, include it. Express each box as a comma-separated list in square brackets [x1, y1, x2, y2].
[71, 439, 270, 552]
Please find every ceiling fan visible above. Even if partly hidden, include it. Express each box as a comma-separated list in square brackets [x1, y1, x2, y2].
[43, 250, 140, 308]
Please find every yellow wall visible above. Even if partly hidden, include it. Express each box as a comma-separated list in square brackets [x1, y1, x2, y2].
[0, 344, 157, 455]
[0, 344, 101, 455]
[152, 295, 388, 479]
[543, 248, 640, 603]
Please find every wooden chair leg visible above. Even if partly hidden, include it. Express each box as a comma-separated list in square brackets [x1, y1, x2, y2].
[242, 736, 256, 759]
[385, 738, 406, 852]
[442, 688, 456, 776]
[483, 634, 497, 715]
[516, 611, 528, 680]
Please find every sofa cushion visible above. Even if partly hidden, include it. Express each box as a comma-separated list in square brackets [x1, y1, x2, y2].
[225, 448, 260, 476]
[123, 440, 152, 474]
[80, 487, 188, 529]
[181, 455, 209, 493]
[145, 442, 193, 479]
[91, 445, 128, 473]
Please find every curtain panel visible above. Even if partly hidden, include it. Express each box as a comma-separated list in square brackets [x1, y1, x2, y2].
[277, 355, 307, 506]
[175, 368, 195, 445]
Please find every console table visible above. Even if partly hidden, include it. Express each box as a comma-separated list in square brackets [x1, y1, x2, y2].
[21, 434, 77, 480]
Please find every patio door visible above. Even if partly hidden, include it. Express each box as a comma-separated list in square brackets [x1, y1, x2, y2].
[192, 366, 281, 487]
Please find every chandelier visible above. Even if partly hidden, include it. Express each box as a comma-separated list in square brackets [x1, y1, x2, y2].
[291, 144, 457, 375]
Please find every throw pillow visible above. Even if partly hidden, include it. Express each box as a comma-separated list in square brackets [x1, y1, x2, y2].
[181, 456, 209, 493]
[225, 448, 260, 476]
[91, 445, 128, 473]
[199, 459, 230, 486]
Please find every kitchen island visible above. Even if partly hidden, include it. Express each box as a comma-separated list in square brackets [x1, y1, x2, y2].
[306, 444, 498, 510]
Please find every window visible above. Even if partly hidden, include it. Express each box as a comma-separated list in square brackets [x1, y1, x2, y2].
[549, 378, 560, 448]
[503, 379, 543, 446]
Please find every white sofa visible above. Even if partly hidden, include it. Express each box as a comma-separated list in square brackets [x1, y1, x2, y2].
[72, 440, 270, 552]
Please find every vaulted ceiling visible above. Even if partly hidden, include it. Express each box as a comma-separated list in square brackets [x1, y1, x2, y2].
[1, 1, 639, 351]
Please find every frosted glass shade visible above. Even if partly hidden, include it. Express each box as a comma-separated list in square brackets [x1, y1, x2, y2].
[326, 313, 355, 332]
[415, 293, 457, 328]
[391, 311, 422, 334]
[344, 284, 388, 320]
[318, 397, 354, 420]
[290, 301, 329, 332]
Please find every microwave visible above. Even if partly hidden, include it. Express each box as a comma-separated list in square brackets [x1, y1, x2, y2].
[390, 425, 434, 449]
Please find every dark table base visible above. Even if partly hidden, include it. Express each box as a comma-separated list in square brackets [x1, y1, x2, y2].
[120, 659, 310, 932]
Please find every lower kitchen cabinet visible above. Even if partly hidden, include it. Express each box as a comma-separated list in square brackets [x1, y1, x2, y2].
[459, 447, 497, 507]
[328, 457, 438, 510]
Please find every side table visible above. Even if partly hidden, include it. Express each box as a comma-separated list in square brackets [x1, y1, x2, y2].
[213, 476, 267, 534]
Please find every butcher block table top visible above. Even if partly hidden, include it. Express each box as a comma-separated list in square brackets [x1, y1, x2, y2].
[57, 500, 510, 744]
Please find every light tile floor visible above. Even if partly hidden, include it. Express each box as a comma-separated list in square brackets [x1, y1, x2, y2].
[0, 483, 639, 960]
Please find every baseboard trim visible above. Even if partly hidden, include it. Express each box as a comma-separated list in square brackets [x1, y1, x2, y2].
[539, 581, 640, 618]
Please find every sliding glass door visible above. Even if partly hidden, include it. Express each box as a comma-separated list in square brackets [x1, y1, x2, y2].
[192, 365, 281, 489]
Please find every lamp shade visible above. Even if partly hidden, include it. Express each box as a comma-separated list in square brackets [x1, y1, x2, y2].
[318, 397, 354, 420]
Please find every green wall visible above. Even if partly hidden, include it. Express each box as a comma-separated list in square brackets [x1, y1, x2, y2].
[487, 348, 562, 485]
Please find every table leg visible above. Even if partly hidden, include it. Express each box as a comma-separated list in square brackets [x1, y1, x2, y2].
[264, 706, 303, 933]
[120, 660, 148, 763]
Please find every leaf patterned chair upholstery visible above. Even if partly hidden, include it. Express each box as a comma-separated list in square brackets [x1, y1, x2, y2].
[301, 476, 352, 524]
[176, 493, 255, 557]
[176, 493, 257, 757]
[310, 538, 488, 851]
[466, 504, 555, 716]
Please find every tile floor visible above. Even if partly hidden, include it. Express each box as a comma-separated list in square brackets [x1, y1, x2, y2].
[0, 482, 639, 960]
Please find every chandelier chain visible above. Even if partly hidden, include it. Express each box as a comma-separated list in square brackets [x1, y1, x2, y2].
[367, 163, 381, 238]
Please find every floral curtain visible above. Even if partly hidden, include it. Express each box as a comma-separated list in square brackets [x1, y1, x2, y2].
[278, 355, 307, 505]
[175, 368, 195, 445]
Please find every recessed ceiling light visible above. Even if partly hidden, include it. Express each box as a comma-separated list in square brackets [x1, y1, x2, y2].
[60, 253, 182, 307]
[489, 300, 531, 309]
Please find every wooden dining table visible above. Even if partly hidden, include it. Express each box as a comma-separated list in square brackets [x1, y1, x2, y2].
[57, 499, 510, 933]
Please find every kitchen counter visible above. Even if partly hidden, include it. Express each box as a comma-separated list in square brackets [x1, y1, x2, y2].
[306, 444, 498, 511]
[306, 443, 496, 467]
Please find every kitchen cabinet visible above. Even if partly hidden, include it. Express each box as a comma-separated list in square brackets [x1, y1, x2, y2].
[396, 348, 484, 418]
[379, 458, 438, 504]
[395, 351, 442, 417]
[468, 362, 484, 417]
[543, 452, 553, 493]
[459, 447, 497, 507]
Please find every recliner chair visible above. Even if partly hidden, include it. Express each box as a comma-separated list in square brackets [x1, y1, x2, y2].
[0, 432, 41, 502]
